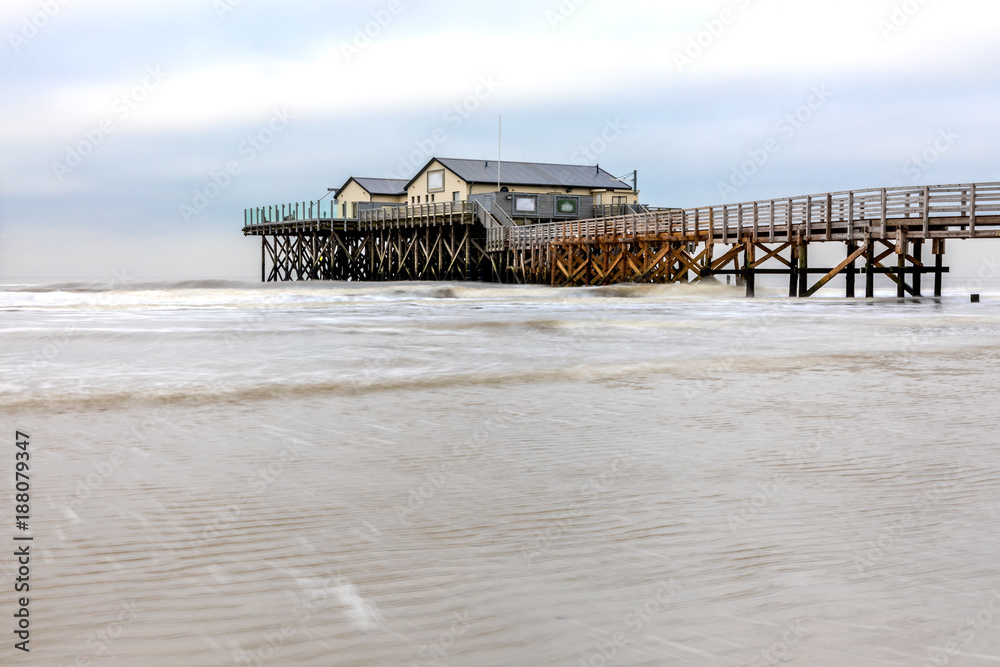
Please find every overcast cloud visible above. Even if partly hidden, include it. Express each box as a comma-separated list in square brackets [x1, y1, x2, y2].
[1, 0, 998, 278]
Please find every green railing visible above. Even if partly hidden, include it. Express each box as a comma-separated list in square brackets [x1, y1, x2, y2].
[245, 199, 337, 226]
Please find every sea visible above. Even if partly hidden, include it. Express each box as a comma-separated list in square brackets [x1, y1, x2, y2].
[2, 278, 1000, 666]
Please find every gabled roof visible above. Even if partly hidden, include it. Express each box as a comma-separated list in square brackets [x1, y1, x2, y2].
[335, 177, 408, 198]
[404, 157, 632, 191]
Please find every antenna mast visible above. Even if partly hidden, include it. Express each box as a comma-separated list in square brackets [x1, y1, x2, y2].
[497, 115, 502, 192]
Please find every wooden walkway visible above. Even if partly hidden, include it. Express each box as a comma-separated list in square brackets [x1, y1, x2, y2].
[244, 182, 1000, 296]
[502, 182, 1000, 249]
[491, 182, 1000, 296]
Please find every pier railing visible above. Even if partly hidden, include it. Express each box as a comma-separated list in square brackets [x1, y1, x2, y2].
[358, 201, 477, 228]
[245, 199, 336, 227]
[592, 203, 675, 217]
[504, 182, 1000, 250]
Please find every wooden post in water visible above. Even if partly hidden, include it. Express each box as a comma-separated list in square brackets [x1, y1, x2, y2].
[865, 239, 876, 298]
[897, 248, 906, 298]
[846, 242, 858, 298]
[933, 239, 945, 298]
[797, 242, 809, 298]
[912, 240, 923, 297]
[789, 243, 799, 297]
[745, 241, 756, 298]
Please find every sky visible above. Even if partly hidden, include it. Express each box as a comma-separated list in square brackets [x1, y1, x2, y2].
[1, 0, 999, 279]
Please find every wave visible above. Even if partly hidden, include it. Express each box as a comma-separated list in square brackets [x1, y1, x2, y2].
[0, 278, 744, 298]
[7, 343, 999, 412]
[0, 279, 260, 293]
[4, 277, 997, 304]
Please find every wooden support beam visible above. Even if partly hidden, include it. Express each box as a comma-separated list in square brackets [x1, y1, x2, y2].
[789, 243, 799, 297]
[865, 239, 875, 298]
[922, 185, 930, 236]
[825, 194, 832, 241]
[797, 242, 809, 297]
[897, 251, 907, 298]
[709, 244, 745, 272]
[803, 243, 868, 297]
[846, 242, 857, 298]
[970, 184, 978, 237]
[752, 242, 792, 269]
[933, 239, 945, 298]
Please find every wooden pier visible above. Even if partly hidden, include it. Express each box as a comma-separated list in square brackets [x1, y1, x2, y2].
[244, 202, 504, 282]
[244, 182, 1000, 297]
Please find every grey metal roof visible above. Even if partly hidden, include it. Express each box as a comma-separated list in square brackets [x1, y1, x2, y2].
[431, 157, 631, 190]
[335, 177, 408, 198]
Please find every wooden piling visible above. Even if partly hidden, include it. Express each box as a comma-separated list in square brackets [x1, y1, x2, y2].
[897, 249, 906, 298]
[797, 242, 809, 298]
[933, 239, 945, 298]
[745, 241, 756, 298]
[789, 244, 799, 298]
[865, 240, 875, 298]
[846, 242, 857, 298]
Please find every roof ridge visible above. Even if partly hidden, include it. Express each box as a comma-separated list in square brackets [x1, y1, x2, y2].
[438, 156, 604, 170]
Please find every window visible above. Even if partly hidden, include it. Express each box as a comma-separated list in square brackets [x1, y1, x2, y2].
[351, 202, 358, 218]
[411, 196, 415, 204]
[417, 196, 421, 204]
[594, 193, 602, 205]
[452, 192, 460, 202]
[430, 194, 435, 202]
[427, 170, 445, 192]
[555, 196, 579, 216]
[342, 202, 347, 218]
[613, 195, 627, 205]
[513, 195, 538, 215]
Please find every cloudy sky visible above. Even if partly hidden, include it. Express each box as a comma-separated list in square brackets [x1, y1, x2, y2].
[1, 0, 999, 278]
